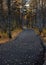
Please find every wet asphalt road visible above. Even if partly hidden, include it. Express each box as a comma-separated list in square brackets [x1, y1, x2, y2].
[0, 29, 46, 65]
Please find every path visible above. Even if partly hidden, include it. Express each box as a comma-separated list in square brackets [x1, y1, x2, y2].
[0, 29, 46, 65]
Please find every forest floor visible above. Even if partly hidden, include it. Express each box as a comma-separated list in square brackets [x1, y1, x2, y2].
[0, 28, 46, 44]
[34, 28, 46, 46]
[0, 28, 22, 44]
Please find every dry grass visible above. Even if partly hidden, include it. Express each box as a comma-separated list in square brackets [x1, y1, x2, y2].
[12, 28, 22, 38]
[42, 29, 46, 42]
[0, 28, 46, 44]
[33, 27, 39, 34]
[34, 28, 46, 43]
[0, 28, 22, 44]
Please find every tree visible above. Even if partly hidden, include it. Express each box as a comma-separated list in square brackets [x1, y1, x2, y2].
[7, 0, 12, 38]
[41, 0, 46, 28]
[0, 0, 6, 31]
[29, 0, 37, 28]
[11, 0, 22, 28]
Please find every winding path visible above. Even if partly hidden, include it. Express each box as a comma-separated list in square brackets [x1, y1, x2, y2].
[0, 29, 46, 65]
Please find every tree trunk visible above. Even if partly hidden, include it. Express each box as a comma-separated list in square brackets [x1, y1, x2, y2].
[7, 0, 12, 38]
